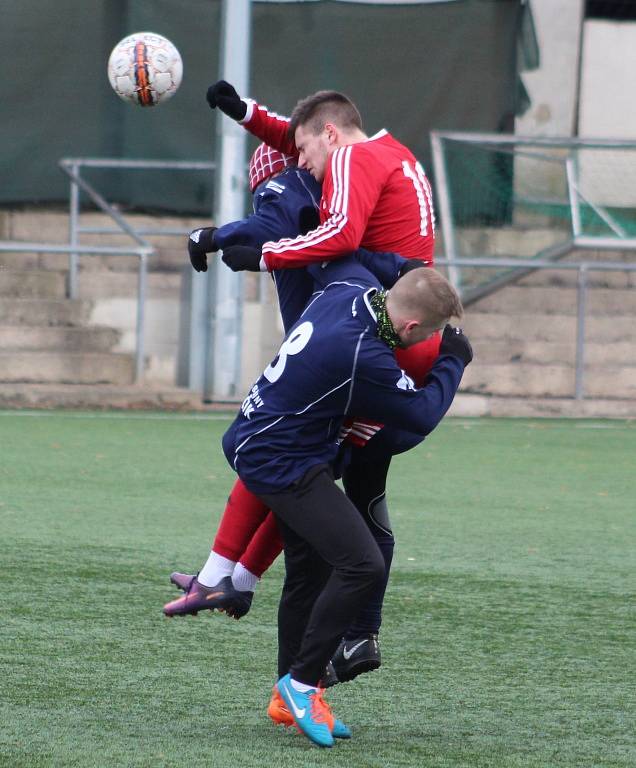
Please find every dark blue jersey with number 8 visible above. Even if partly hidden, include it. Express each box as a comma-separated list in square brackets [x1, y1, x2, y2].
[222, 254, 466, 495]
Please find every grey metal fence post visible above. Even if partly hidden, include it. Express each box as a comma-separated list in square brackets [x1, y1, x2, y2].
[566, 154, 582, 239]
[574, 265, 588, 400]
[203, 0, 250, 401]
[135, 251, 149, 383]
[430, 132, 462, 292]
[68, 162, 80, 299]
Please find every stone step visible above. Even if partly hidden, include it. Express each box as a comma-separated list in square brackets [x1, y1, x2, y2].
[461, 363, 636, 399]
[0, 383, 632, 418]
[458, 266, 636, 291]
[0, 249, 192, 274]
[448, 393, 636, 420]
[0, 270, 66, 298]
[0, 298, 92, 326]
[0, 382, 203, 410]
[1, 209, 207, 274]
[518, 261, 636, 289]
[450, 226, 636, 263]
[0, 251, 40, 270]
[462, 312, 636, 342]
[470, 339, 636, 366]
[5, 210, 208, 245]
[0, 325, 120, 352]
[0, 352, 134, 385]
[453, 226, 566, 258]
[76, 271, 180, 299]
[471, 285, 636, 315]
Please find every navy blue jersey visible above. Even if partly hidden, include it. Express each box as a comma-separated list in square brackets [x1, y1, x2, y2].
[214, 167, 322, 332]
[222, 257, 465, 495]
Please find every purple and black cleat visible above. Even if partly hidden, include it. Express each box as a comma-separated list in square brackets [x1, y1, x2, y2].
[163, 575, 253, 619]
[169, 571, 196, 592]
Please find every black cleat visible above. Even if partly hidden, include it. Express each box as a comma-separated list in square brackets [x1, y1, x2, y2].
[330, 633, 381, 684]
[320, 661, 340, 689]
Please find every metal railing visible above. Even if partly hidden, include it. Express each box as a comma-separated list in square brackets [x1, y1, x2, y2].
[58, 157, 215, 381]
[3, 153, 633, 400]
[0, 240, 152, 382]
[435, 256, 636, 400]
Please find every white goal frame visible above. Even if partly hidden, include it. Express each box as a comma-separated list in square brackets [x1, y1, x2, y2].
[430, 131, 636, 299]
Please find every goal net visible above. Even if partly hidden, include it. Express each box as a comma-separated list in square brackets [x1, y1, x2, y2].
[431, 132, 636, 298]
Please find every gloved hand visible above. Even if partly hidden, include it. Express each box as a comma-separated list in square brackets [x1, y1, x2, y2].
[188, 227, 218, 272]
[398, 258, 427, 277]
[439, 324, 473, 366]
[221, 245, 263, 272]
[206, 80, 247, 121]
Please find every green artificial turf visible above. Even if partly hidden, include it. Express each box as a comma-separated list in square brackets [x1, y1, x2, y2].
[1, 411, 634, 767]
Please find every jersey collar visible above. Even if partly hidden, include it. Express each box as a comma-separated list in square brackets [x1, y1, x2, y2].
[360, 287, 378, 320]
[366, 129, 388, 142]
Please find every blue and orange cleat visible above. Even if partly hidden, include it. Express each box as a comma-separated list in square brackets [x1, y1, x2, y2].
[162, 575, 252, 619]
[268, 685, 351, 740]
[275, 674, 353, 747]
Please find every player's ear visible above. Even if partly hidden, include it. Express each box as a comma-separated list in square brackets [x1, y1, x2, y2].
[403, 320, 419, 336]
[324, 122, 338, 145]
[402, 319, 428, 345]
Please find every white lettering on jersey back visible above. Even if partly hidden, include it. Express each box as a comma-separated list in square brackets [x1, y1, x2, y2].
[265, 180, 285, 194]
[241, 383, 265, 420]
[396, 371, 416, 391]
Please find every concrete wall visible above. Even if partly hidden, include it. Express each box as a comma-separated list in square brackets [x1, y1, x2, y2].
[577, 19, 636, 207]
[578, 20, 636, 140]
[515, 0, 585, 138]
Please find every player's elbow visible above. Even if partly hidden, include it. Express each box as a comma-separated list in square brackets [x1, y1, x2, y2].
[410, 414, 439, 437]
[321, 215, 360, 254]
[409, 401, 451, 436]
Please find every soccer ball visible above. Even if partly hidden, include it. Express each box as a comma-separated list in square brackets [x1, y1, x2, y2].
[107, 32, 182, 107]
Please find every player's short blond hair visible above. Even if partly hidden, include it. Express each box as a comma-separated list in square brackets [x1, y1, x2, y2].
[289, 91, 363, 138]
[391, 267, 463, 327]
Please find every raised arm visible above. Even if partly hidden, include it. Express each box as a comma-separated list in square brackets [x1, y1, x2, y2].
[206, 81, 298, 158]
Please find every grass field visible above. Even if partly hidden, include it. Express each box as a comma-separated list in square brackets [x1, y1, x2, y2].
[1, 410, 634, 768]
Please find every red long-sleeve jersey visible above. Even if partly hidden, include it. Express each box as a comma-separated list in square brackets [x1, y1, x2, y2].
[240, 100, 436, 271]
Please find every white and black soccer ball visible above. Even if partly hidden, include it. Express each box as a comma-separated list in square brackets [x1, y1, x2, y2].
[107, 32, 182, 107]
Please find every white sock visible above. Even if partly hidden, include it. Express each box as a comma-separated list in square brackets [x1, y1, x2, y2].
[232, 562, 259, 593]
[198, 551, 235, 588]
[290, 677, 317, 693]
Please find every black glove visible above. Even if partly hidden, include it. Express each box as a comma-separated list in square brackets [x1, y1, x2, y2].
[298, 206, 320, 235]
[221, 245, 263, 272]
[188, 227, 218, 272]
[206, 80, 247, 121]
[439, 324, 473, 366]
[398, 258, 427, 277]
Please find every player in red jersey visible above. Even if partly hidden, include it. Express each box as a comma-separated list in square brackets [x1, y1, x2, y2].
[168, 83, 445, 687]
[208, 81, 439, 386]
